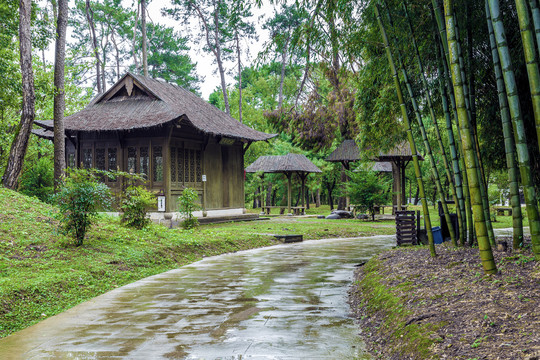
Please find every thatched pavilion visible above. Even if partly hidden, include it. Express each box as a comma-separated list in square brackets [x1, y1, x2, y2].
[245, 154, 322, 215]
[33, 72, 276, 216]
[326, 140, 422, 212]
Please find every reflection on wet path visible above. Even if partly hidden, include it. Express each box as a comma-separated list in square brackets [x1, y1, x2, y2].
[0, 235, 394, 359]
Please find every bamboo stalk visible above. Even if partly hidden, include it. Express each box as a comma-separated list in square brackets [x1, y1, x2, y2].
[437, 32, 475, 245]
[374, 3, 436, 257]
[488, 0, 540, 259]
[486, 0, 524, 249]
[515, 0, 540, 151]
[444, 0, 497, 273]
[403, 1, 461, 246]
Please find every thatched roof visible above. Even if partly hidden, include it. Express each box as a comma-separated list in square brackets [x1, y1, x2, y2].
[245, 154, 322, 174]
[326, 139, 361, 162]
[369, 162, 393, 172]
[31, 128, 54, 140]
[377, 141, 423, 161]
[34, 72, 276, 142]
[326, 140, 422, 164]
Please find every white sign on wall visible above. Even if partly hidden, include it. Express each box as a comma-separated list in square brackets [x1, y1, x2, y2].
[157, 195, 166, 212]
[202, 175, 207, 182]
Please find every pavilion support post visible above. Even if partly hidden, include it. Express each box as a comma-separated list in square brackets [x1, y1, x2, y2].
[300, 172, 307, 215]
[286, 172, 292, 215]
[392, 160, 402, 214]
[401, 161, 407, 206]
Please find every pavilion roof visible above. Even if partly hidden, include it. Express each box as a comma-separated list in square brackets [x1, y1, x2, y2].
[326, 139, 361, 162]
[326, 140, 422, 163]
[34, 72, 276, 142]
[245, 154, 322, 174]
[369, 162, 393, 172]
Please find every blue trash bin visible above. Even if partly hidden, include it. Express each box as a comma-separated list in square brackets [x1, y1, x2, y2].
[432, 226, 443, 244]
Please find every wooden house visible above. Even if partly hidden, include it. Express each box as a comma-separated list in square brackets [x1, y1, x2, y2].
[34, 73, 276, 215]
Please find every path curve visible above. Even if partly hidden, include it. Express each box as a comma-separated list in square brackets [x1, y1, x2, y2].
[0, 235, 395, 359]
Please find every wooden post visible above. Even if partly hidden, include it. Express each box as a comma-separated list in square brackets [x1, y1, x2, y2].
[286, 172, 292, 215]
[300, 172, 307, 215]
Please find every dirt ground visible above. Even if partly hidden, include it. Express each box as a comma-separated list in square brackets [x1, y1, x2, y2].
[349, 238, 540, 360]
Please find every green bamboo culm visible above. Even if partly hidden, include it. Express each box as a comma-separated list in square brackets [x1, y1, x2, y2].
[437, 34, 475, 245]
[433, 2, 475, 245]
[444, 0, 497, 273]
[488, 0, 540, 259]
[485, 0, 524, 249]
[515, 0, 540, 151]
[438, 73, 466, 244]
[387, 1, 457, 246]
[530, 0, 540, 51]
[453, 6, 496, 247]
[374, 3, 436, 257]
[403, 1, 460, 246]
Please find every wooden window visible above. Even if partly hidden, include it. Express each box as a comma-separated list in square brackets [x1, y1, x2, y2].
[83, 149, 93, 169]
[67, 153, 75, 168]
[96, 148, 106, 171]
[128, 147, 137, 174]
[171, 147, 176, 182]
[108, 148, 117, 182]
[183, 149, 189, 183]
[140, 147, 149, 179]
[178, 148, 184, 184]
[190, 149, 196, 182]
[153, 146, 163, 182]
[196, 150, 202, 182]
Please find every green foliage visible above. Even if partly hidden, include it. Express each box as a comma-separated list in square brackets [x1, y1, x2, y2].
[54, 169, 111, 246]
[18, 157, 54, 203]
[178, 187, 200, 229]
[121, 185, 155, 230]
[345, 168, 391, 218]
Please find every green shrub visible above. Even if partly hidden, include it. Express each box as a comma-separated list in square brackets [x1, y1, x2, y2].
[55, 168, 111, 246]
[178, 187, 200, 229]
[18, 157, 54, 203]
[346, 169, 391, 220]
[121, 185, 155, 229]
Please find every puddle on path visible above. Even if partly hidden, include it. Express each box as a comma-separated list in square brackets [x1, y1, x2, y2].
[0, 235, 395, 359]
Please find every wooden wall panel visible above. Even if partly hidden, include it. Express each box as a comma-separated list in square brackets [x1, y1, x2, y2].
[203, 142, 223, 209]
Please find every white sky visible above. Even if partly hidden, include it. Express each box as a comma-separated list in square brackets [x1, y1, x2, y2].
[147, 0, 276, 99]
[45, 0, 277, 100]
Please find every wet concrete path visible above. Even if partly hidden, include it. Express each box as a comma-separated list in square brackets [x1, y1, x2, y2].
[0, 235, 394, 359]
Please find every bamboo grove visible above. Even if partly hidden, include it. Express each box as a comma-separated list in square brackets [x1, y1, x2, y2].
[369, 0, 540, 272]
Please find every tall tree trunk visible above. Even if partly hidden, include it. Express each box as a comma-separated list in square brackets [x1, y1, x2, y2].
[445, 0, 497, 273]
[85, 0, 102, 93]
[337, 168, 347, 210]
[515, 0, 540, 150]
[214, 0, 230, 114]
[316, 188, 320, 207]
[3, 0, 35, 189]
[53, 0, 68, 189]
[278, 38, 289, 109]
[375, 3, 436, 257]
[141, 0, 148, 77]
[486, 0, 524, 249]
[236, 31, 242, 123]
[488, 0, 540, 259]
[111, 28, 120, 81]
[132, 1, 140, 71]
[326, 180, 335, 210]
